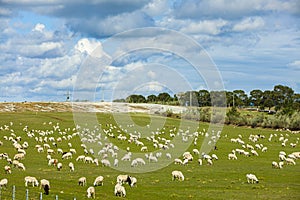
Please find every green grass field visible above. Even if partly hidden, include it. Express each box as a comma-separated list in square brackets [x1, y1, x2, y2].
[0, 112, 299, 200]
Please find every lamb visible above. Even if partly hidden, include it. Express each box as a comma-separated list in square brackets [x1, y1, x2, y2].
[114, 183, 126, 197]
[172, 170, 184, 181]
[93, 176, 104, 186]
[0, 178, 8, 188]
[25, 176, 39, 187]
[78, 177, 87, 186]
[87, 186, 96, 199]
[246, 174, 259, 184]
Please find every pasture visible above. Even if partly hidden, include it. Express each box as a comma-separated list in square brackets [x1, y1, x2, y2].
[0, 111, 299, 199]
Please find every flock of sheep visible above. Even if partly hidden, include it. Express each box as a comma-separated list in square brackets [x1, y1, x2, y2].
[0, 118, 299, 198]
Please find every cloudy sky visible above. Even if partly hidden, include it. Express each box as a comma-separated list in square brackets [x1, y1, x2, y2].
[0, 0, 299, 102]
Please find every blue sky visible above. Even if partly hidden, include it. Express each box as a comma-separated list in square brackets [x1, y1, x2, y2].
[0, 0, 299, 102]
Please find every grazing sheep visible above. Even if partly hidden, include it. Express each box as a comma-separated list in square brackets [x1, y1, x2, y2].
[228, 152, 237, 160]
[117, 175, 132, 186]
[114, 159, 119, 167]
[101, 159, 111, 167]
[114, 183, 126, 197]
[48, 158, 58, 166]
[211, 154, 218, 160]
[25, 176, 39, 187]
[17, 162, 26, 171]
[4, 165, 11, 174]
[40, 179, 50, 190]
[130, 177, 137, 187]
[0, 178, 8, 188]
[272, 161, 279, 168]
[172, 170, 184, 181]
[69, 162, 75, 172]
[78, 177, 87, 186]
[76, 155, 85, 162]
[62, 152, 72, 159]
[198, 158, 203, 166]
[174, 158, 183, 165]
[285, 158, 296, 165]
[93, 176, 104, 186]
[87, 186, 96, 199]
[246, 174, 259, 184]
[279, 161, 284, 169]
[57, 163, 62, 171]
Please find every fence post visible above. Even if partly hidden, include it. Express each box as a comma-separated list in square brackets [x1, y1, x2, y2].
[40, 192, 42, 200]
[12, 185, 15, 200]
[25, 189, 29, 200]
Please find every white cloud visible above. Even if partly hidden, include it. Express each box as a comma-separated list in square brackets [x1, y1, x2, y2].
[32, 23, 45, 32]
[75, 38, 102, 55]
[287, 60, 300, 70]
[180, 19, 228, 35]
[233, 17, 265, 32]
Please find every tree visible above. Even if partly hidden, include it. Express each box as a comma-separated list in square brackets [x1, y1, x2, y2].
[233, 90, 248, 107]
[126, 94, 146, 103]
[260, 90, 274, 110]
[273, 85, 294, 111]
[250, 89, 263, 108]
[147, 95, 157, 103]
[157, 92, 172, 104]
[198, 90, 211, 107]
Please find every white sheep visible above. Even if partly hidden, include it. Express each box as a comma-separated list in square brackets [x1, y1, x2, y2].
[174, 158, 183, 165]
[285, 158, 296, 165]
[272, 161, 279, 168]
[40, 179, 50, 190]
[130, 177, 137, 187]
[93, 176, 104, 186]
[0, 178, 8, 188]
[228, 152, 237, 160]
[57, 162, 62, 171]
[117, 175, 132, 186]
[114, 158, 119, 167]
[101, 159, 111, 167]
[4, 165, 11, 174]
[114, 183, 126, 197]
[246, 174, 259, 184]
[198, 158, 203, 166]
[17, 162, 26, 171]
[172, 170, 184, 181]
[87, 186, 96, 199]
[25, 176, 39, 187]
[62, 152, 72, 159]
[78, 177, 87, 186]
[69, 162, 75, 172]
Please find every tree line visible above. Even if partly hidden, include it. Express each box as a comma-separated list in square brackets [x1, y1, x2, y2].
[113, 85, 300, 114]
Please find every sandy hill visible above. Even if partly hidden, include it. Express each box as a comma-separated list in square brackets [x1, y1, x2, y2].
[0, 102, 187, 114]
